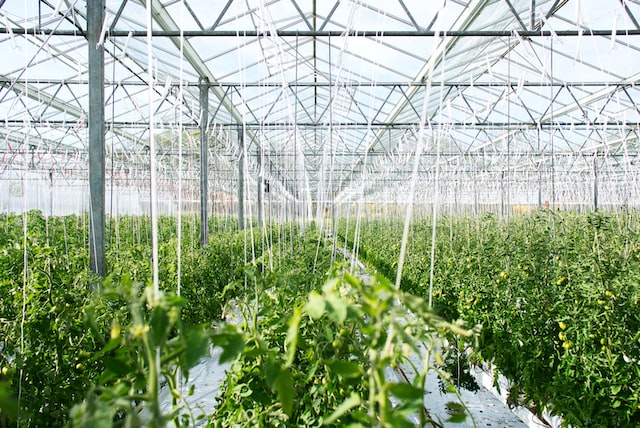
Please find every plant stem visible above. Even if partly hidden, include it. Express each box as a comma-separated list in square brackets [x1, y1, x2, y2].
[143, 330, 163, 427]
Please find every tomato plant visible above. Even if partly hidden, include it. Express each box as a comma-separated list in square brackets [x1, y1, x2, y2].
[211, 256, 478, 427]
[344, 210, 640, 427]
[0, 213, 252, 426]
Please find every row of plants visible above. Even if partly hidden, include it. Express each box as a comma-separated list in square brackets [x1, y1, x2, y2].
[209, 236, 479, 427]
[339, 209, 640, 427]
[0, 211, 258, 426]
[1, 212, 477, 427]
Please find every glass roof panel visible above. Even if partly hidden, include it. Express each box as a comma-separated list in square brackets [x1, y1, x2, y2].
[1, 0, 639, 202]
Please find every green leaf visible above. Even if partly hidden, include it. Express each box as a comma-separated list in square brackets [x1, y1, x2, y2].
[183, 327, 210, 369]
[327, 360, 362, 379]
[322, 392, 361, 425]
[220, 333, 245, 364]
[91, 337, 121, 362]
[402, 294, 428, 315]
[0, 382, 18, 420]
[322, 277, 340, 293]
[102, 356, 132, 377]
[83, 306, 105, 345]
[211, 327, 246, 364]
[446, 412, 467, 423]
[69, 401, 115, 428]
[304, 360, 319, 383]
[610, 384, 622, 395]
[445, 401, 466, 412]
[383, 408, 416, 428]
[285, 307, 301, 367]
[164, 294, 187, 307]
[243, 346, 265, 359]
[265, 356, 280, 390]
[325, 294, 347, 325]
[120, 272, 133, 291]
[275, 368, 295, 417]
[374, 273, 393, 292]
[387, 382, 424, 401]
[343, 271, 360, 288]
[305, 291, 325, 319]
[445, 401, 467, 423]
[149, 306, 170, 348]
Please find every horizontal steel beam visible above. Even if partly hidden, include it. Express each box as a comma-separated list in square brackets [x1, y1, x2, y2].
[8, 149, 636, 157]
[258, 151, 639, 158]
[3, 119, 637, 129]
[215, 121, 640, 129]
[1, 27, 640, 38]
[0, 78, 635, 88]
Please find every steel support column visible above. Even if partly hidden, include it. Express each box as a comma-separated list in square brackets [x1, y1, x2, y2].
[257, 147, 263, 226]
[530, 0, 536, 30]
[593, 152, 598, 211]
[88, 0, 105, 277]
[200, 78, 209, 246]
[238, 129, 245, 230]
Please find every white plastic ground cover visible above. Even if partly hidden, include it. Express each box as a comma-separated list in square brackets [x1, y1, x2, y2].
[152, 334, 536, 427]
[472, 363, 564, 428]
[154, 328, 530, 428]
[391, 340, 529, 428]
[155, 346, 231, 426]
[152, 307, 242, 426]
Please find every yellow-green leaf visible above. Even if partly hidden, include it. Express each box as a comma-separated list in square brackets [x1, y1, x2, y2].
[322, 392, 361, 425]
[305, 291, 325, 319]
[285, 307, 301, 367]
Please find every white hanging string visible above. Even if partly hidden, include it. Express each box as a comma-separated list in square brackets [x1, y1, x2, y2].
[19, 169, 27, 428]
[146, 0, 159, 298]
[237, 28, 253, 266]
[172, 3, 186, 397]
[395, 7, 447, 292]
[18, 5, 30, 424]
[140, 4, 164, 412]
[177, 0, 185, 299]
[350, 6, 389, 272]
[427, 49, 452, 309]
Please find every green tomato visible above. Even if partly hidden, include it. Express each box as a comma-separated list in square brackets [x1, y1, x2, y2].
[558, 321, 567, 330]
[2, 366, 16, 376]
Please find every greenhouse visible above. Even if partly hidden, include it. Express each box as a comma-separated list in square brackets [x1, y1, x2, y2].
[0, 0, 639, 426]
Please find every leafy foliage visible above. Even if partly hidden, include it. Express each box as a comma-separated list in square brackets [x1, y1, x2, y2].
[210, 236, 479, 427]
[0, 212, 249, 426]
[343, 210, 640, 427]
[69, 280, 223, 427]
